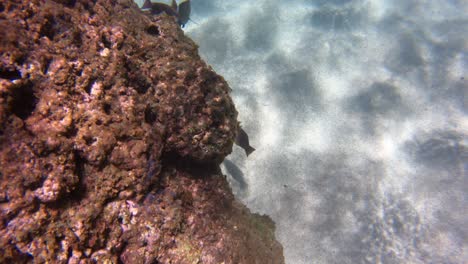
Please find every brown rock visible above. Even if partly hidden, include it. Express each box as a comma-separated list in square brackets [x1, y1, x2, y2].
[0, 0, 284, 263]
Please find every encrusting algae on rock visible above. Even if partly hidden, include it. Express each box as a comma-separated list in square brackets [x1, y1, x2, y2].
[0, 0, 284, 263]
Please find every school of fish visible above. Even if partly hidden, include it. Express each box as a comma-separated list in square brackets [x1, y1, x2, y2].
[142, 0, 192, 27]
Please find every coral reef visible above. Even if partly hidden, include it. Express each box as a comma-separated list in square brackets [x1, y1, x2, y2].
[0, 0, 284, 263]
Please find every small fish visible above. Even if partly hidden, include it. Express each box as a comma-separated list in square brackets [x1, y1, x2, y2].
[177, 0, 191, 27]
[142, 0, 178, 17]
[142, 0, 194, 28]
[235, 126, 255, 156]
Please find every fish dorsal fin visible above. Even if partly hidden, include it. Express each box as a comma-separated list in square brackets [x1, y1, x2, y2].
[171, 0, 178, 10]
[142, 0, 152, 9]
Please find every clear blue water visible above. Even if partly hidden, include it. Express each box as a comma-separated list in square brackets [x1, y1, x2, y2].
[138, 1, 467, 263]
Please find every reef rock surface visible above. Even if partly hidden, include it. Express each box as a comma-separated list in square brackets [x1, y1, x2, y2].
[0, 0, 284, 263]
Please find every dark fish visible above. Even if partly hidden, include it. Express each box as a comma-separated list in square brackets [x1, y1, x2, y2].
[142, 0, 194, 27]
[235, 126, 255, 156]
[223, 160, 248, 190]
[177, 0, 191, 27]
[142, 0, 178, 18]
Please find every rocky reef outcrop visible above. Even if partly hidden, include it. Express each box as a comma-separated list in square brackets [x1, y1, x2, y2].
[0, 0, 284, 263]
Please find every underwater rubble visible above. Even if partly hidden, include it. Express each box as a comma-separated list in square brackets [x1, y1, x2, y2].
[0, 0, 284, 262]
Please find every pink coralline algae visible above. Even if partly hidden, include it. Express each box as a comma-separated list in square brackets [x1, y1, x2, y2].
[0, 0, 284, 263]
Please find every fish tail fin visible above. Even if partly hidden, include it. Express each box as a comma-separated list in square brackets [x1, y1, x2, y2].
[245, 146, 256, 156]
